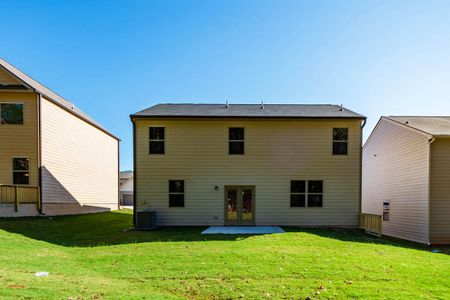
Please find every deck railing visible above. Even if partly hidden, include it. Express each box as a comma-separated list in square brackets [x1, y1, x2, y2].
[0, 185, 40, 212]
[359, 213, 382, 236]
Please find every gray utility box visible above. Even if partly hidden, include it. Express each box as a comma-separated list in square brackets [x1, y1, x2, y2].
[136, 210, 157, 230]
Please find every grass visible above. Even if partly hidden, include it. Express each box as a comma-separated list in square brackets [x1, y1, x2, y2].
[0, 210, 449, 299]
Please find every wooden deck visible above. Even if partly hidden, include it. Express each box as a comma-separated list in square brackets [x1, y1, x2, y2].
[359, 213, 382, 236]
[0, 185, 40, 211]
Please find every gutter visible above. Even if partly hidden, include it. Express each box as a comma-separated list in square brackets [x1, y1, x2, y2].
[130, 115, 367, 120]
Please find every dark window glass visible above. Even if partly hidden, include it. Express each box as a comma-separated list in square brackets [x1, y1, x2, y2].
[169, 194, 184, 207]
[149, 127, 165, 154]
[1, 103, 23, 124]
[229, 128, 244, 154]
[229, 141, 244, 154]
[229, 128, 244, 140]
[333, 142, 347, 155]
[291, 180, 306, 193]
[149, 127, 165, 140]
[308, 194, 323, 207]
[169, 180, 184, 193]
[290, 180, 323, 208]
[169, 180, 184, 207]
[308, 181, 323, 193]
[149, 141, 165, 154]
[333, 128, 348, 141]
[12, 158, 29, 185]
[290, 194, 305, 207]
[13, 172, 29, 184]
[333, 128, 348, 155]
[13, 158, 29, 170]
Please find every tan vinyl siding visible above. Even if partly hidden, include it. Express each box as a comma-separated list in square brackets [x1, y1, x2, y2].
[0, 92, 38, 186]
[362, 118, 430, 244]
[0, 68, 21, 85]
[135, 118, 362, 226]
[429, 138, 450, 244]
[40, 97, 118, 214]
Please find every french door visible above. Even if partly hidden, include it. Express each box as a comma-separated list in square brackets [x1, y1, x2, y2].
[224, 186, 255, 225]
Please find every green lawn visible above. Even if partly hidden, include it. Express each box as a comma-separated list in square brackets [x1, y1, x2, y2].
[0, 210, 448, 299]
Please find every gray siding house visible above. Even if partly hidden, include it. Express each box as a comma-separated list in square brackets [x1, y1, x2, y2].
[131, 103, 365, 227]
[363, 116, 450, 244]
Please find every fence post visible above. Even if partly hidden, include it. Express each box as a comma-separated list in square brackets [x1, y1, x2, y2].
[15, 186, 19, 212]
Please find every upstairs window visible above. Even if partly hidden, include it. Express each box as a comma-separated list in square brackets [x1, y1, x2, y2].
[333, 128, 348, 155]
[1, 103, 23, 124]
[149, 127, 165, 154]
[169, 180, 184, 207]
[290, 180, 323, 207]
[13, 157, 30, 185]
[229, 127, 244, 154]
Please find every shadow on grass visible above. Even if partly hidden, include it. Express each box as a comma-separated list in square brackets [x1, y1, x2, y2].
[0, 210, 246, 247]
[283, 227, 449, 255]
[0, 210, 449, 254]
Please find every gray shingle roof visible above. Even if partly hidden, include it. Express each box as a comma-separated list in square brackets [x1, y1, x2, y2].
[0, 58, 119, 140]
[131, 104, 365, 119]
[387, 116, 450, 136]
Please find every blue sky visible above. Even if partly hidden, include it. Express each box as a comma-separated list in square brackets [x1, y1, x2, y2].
[2, 0, 450, 170]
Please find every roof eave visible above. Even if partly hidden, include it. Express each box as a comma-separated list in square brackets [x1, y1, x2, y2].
[130, 114, 366, 121]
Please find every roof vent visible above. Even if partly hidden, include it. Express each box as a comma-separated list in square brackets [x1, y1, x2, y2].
[71, 104, 75, 110]
[225, 100, 229, 108]
[260, 101, 264, 109]
[339, 104, 343, 111]
[405, 121, 409, 125]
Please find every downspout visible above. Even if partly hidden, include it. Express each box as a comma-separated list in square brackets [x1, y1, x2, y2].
[427, 137, 435, 245]
[37, 92, 44, 215]
[359, 118, 367, 217]
[132, 119, 137, 227]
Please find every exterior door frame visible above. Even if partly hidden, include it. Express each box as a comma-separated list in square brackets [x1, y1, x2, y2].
[224, 185, 255, 225]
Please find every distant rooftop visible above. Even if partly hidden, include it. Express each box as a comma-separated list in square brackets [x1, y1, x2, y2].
[131, 103, 365, 119]
[388, 116, 450, 136]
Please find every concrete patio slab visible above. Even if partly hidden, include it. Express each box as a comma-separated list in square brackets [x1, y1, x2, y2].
[201, 226, 285, 235]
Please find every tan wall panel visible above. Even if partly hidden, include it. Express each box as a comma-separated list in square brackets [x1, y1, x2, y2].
[362, 118, 430, 243]
[430, 139, 450, 244]
[0, 92, 38, 186]
[40, 97, 118, 214]
[135, 118, 362, 226]
[0, 68, 21, 85]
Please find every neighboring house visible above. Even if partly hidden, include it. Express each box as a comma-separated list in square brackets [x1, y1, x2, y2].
[362, 116, 450, 244]
[120, 171, 133, 206]
[131, 103, 365, 227]
[0, 58, 120, 217]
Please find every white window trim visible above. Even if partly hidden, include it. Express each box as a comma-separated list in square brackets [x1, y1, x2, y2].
[290, 180, 324, 208]
[149, 126, 165, 155]
[12, 156, 30, 185]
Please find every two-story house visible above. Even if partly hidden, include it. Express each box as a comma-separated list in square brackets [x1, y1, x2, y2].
[0, 58, 119, 217]
[131, 103, 365, 227]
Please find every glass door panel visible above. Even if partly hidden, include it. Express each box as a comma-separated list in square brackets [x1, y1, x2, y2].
[225, 186, 254, 225]
[241, 189, 253, 221]
[226, 188, 238, 222]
